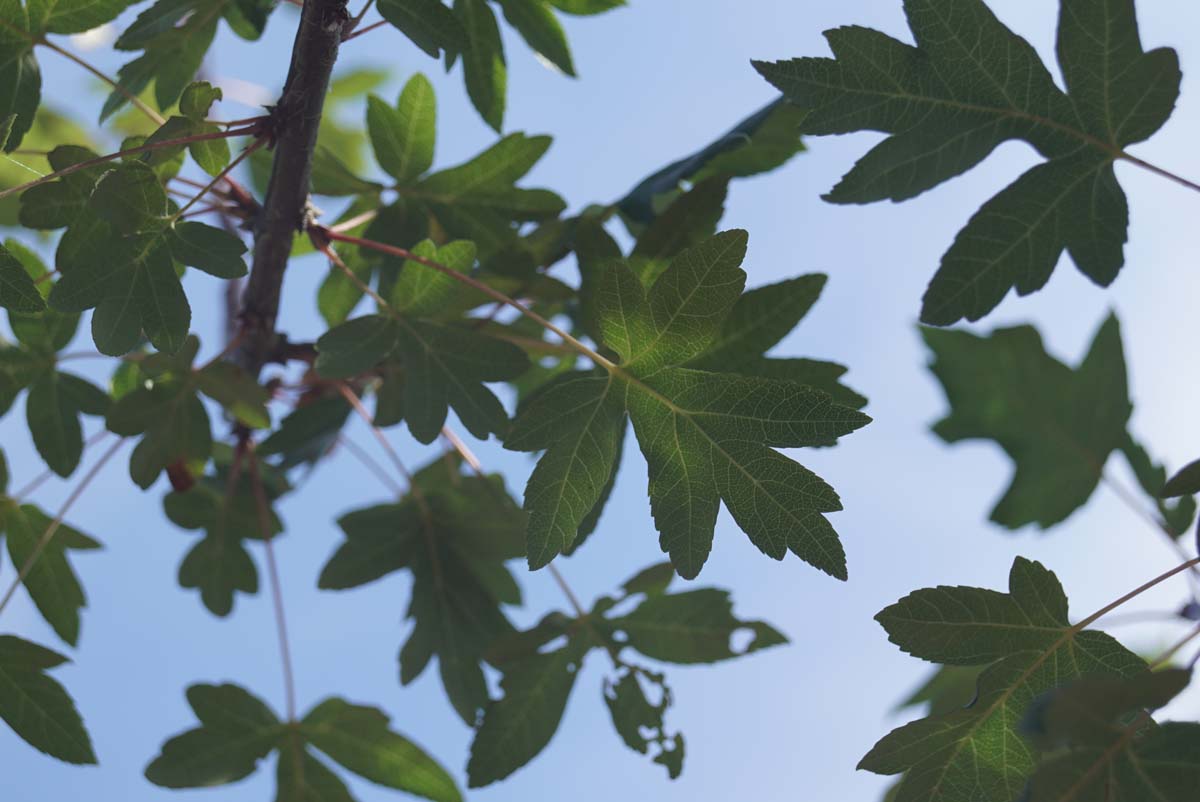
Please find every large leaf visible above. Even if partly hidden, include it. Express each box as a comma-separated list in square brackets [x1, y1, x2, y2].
[508, 230, 869, 578]
[859, 558, 1146, 802]
[924, 314, 1130, 529]
[755, 0, 1181, 325]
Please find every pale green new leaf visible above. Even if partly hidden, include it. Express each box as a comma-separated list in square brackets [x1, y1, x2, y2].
[367, 73, 436, 183]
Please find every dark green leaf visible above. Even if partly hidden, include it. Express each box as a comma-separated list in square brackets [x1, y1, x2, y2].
[510, 232, 868, 578]
[860, 558, 1147, 802]
[497, 0, 575, 76]
[607, 588, 786, 664]
[0, 242, 46, 312]
[1163, 459, 1200, 498]
[755, 0, 1180, 324]
[0, 634, 95, 764]
[467, 638, 588, 787]
[170, 221, 248, 279]
[377, 0, 468, 58]
[924, 314, 1129, 529]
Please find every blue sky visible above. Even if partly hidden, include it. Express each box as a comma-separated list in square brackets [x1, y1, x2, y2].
[4, 1, 1200, 800]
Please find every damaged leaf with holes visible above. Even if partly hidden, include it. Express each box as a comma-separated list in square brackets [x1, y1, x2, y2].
[467, 563, 784, 785]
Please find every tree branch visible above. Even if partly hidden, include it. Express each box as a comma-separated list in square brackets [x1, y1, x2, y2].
[236, 0, 350, 375]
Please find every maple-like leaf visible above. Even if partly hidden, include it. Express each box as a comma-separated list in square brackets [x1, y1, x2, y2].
[755, 0, 1181, 325]
[923, 314, 1131, 529]
[467, 564, 785, 786]
[508, 229, 869, 579]
[859, 557, 1146, 802]
[145, 683, 461, 802]
[319, 454, 526, 725]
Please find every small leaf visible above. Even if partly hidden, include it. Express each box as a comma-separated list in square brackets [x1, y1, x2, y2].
[0, 242, 46, 313]
[302, 698, 462, 802]
[497, 0, 575, 76]
[458, 0, 507, 131]
[170, 221, 248, 279]
[180, 81, 222, 121]
[367, 73, 437, 183]
[1163, 459, 1200, 498]
[0, 635, 95, 764]
[606, 588, 787, 664]
[377, 0, 468, 57]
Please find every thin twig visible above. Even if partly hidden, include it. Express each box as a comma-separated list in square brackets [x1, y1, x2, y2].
[336, 434, 405, 497]
[38, 37, 166, 125]
[1150, 620, 1200, 669]
[12, 430, 111, 501]
[245, 440, 298, 722]
[334, 382, 414, 484]
[320, 229, 616, 370]
[342, 19, 386, 42]
[0, 437, 125, 618]
[0, 125, 261, 201]
[172, 140, 264, 220]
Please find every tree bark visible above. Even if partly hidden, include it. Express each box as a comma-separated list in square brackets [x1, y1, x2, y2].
[236, 0, 349, 374]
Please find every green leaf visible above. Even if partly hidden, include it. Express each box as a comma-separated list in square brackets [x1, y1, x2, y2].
[321, 456, 525, 725]
[367, 73, 437, 183]
[618, 100, 805, 225]
[509, 231, 869, 578]
[547, 0, 624, 14]
[275, 741, 356, 802]
[89, 161, 168, 235]
[755, 0, 1180, 325]
[603, 667, 683, 778]
[497, 0, 575, 76]
[301, 698, 462, 802]
[390, 240, 473, 317]
[170, 221, 248, 279]
[103, 6, 218, 118]
[458, 0, 507, 131]
[467, 637, 587, 787]
[164, 458, 284, 615]
[145, 683, 281, 788]
[924, 314, 1130, 529]
[0, 634, 95, 764]
[377, 0, 468, 57]
[195, 361, 270, 429]
[1, 501, 99, 646]
[1024, 670, 1200, 802]
[0, 3, 40, 152]
[27, 0, 136, 35]
[179, 80, 222, 121]
[1163, 458, 1200, 498]
[0, 242, 46, 312]
[52, 232, 191, 356]
[26, 371, 108, 477]
[605, 588, 787, 664]
[859, 557, 1147, 802]
[315, 314, 401, 379]
[107, 377, 212, 489]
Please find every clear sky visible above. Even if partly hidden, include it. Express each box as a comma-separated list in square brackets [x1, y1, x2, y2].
[4, 1, 1200, 800]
